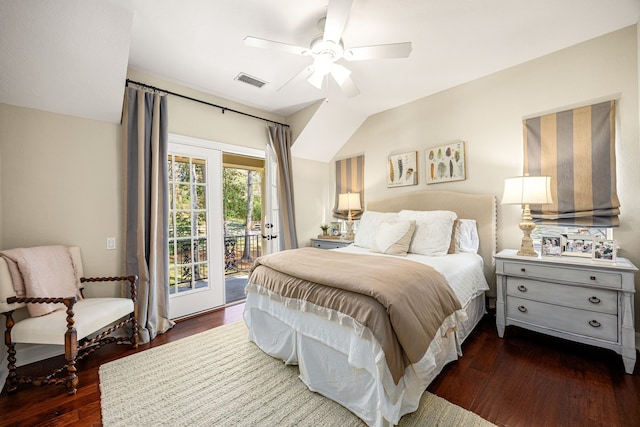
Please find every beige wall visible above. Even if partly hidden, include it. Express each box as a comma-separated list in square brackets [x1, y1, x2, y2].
[334, 26, 640, 330]
[0, 104, 124, 278]
[0, 70, 330, 277]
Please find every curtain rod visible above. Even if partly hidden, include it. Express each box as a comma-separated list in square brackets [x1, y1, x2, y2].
[125, 79, 289, 128]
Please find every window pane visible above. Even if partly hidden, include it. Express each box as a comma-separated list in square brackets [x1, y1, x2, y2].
[177, 239, 192, 264]
[174, 157, 190, 182]
[169, 214, 174, 238]
[194, 263, 208, 283]
[176, 184, 191, 210]
[194, 160, 206, 183]
[196, 238, 207, 262]
[175, 213, 191, 237]
[195, 185, 206, 209]
[168, 156, 173, 181]
[177, 265, 193, 292]
[197, 212, 207, 236]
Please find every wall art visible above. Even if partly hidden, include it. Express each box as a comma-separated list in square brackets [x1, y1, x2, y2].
[387, 151, 418, 187]
[426, 141, 466, 184]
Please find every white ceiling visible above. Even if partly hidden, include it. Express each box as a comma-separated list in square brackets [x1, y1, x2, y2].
[1, 0, 639, 162]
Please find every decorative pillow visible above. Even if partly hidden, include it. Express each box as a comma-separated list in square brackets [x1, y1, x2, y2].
[457, 219, 480, 253]
[370, 221, 416, 256]
[353, 211, 399, 249]
[397, 210, 457, 256]
[448, 219, 460, 254]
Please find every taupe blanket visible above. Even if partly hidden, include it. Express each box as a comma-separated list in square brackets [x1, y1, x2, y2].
[248, 247, 463, 383]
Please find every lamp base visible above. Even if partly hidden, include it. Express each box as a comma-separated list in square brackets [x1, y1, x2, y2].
[517, 236, 538, 257]
[517, 205, 538, 257]
[345, 218, 355, 241]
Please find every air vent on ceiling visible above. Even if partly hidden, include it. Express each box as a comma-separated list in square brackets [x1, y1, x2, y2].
[235, 72, 267, 88]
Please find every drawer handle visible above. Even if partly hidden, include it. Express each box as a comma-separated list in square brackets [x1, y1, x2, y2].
[590, 276, 596, 281]
[589, 320, 601, 328]
[517, 285, 528, 292]
[520, 268, 526, 273]
[518, 305, 528, 313]
[588, 296, 601, 304]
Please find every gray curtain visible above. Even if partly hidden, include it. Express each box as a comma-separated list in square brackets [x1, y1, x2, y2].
[123, 87, 175, 343]
[267, 124, 298, 250]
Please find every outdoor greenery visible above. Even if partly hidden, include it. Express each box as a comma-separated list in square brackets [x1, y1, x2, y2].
[223, 167, 262, 235]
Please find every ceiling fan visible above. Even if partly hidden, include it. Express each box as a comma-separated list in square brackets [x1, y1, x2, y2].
[243, 0, 412, 97]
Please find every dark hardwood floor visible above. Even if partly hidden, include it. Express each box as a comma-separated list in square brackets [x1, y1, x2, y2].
[1, 303, 639, 427]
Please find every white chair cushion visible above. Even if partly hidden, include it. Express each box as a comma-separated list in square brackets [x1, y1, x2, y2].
[10, 297, 134, 345]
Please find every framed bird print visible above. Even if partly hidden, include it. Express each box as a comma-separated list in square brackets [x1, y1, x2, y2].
[426, 141, 466, 184]
[387, 151, 418, 187]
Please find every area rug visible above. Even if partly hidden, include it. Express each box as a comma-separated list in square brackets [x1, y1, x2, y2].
[100, 321, 495, 427]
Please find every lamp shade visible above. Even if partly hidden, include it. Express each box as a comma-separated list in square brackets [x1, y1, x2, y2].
[501, 176, 553, 205]
[337, 192, 362, 211]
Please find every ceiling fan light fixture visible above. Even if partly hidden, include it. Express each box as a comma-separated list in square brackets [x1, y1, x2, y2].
[313, 54, 334, 76]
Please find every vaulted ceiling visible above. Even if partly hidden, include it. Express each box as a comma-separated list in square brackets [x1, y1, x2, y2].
[1, 0, 639, 162]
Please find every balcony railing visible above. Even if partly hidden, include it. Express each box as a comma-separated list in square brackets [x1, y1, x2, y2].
[225, 234, 261, 275]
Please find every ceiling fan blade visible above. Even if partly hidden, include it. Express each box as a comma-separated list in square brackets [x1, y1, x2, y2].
[307, 70, 325, 90]
[278, 66, 315, 92]
[323, 0, 353, 43]
[344, 42, 412, 61]
[244, 36, 310, 56]
[329, 63, 352, 86]
[337, 75, 359, 98]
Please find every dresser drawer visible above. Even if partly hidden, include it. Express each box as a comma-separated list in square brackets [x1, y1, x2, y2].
[506, 278, 617, 315]
[507, 296, 618, 342]
[311, 239, 351, 249]
[503, 262, 622, 289]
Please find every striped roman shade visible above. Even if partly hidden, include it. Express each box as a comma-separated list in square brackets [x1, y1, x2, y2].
[333, 155, 364, 220]
[523, 100, 619, 227]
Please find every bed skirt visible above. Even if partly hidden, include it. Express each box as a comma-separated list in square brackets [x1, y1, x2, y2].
[243, 289, 486, 427]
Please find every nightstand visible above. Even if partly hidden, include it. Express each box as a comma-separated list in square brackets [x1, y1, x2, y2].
[495, 249, 637, 374]
[310, 238, 354, 250]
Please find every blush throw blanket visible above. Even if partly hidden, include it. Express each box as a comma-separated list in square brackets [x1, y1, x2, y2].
[248, 247, 463, 383]
[1, 245, 80, 317]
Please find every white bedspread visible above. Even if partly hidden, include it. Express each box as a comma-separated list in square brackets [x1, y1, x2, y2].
[334, 245, 490, 306]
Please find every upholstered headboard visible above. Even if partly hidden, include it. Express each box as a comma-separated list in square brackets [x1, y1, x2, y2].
[367, 191, 497, 295]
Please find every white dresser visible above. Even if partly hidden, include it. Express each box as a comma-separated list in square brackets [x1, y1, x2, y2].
[495, 249, 637, 374]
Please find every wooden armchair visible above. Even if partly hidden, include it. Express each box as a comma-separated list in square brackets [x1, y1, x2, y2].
[1, 246, 138, 395]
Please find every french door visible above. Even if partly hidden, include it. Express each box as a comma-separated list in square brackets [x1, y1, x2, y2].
[167, 134, 278, 318]
[167, 143, 224, 319]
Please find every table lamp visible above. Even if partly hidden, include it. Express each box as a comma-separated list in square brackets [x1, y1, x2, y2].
[337, 192, 362, 240]
[501, 175, 552, 256]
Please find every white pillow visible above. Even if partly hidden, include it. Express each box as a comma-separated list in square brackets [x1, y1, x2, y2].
[353, 211, 399, 249]
[457, 219, 480, 253]
[397, 210, 457, 256]
[370, 221, 416, 256]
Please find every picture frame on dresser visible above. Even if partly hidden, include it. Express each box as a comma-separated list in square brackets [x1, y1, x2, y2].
[541, 236, 562, 257]
[562, 235, 594, 257]
[593, 239, 617, 262]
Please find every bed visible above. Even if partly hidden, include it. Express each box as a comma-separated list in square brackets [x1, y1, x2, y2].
[243, 191, 497, 426]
